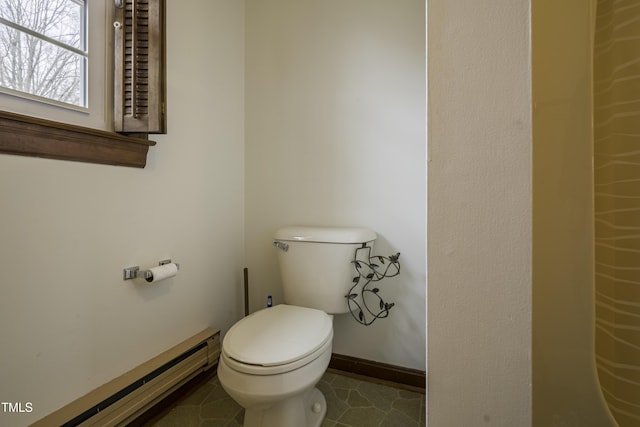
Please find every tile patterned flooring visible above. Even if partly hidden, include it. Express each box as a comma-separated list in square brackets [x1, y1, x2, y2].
[147, 370, 426, 427]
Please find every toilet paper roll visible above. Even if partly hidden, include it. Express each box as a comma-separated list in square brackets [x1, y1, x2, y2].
[145, 263, 178, 283]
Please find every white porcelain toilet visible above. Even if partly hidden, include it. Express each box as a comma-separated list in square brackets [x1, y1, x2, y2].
[217, 226, 376, 427]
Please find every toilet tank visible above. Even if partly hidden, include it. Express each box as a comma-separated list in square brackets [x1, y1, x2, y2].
[273, 226, 377, 314]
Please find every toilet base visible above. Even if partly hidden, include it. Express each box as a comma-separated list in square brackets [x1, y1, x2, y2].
[243, 386, 327, 427]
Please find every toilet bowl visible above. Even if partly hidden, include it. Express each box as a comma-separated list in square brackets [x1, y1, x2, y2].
[218, 304, 333, 427]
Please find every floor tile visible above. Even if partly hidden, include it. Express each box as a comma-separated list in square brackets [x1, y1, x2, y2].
[146, 371, 425, 427]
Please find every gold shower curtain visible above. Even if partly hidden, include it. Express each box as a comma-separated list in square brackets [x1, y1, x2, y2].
[594, 0, 640, 425]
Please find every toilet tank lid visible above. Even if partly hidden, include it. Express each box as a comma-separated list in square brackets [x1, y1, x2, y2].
[275, 226, 376, 243]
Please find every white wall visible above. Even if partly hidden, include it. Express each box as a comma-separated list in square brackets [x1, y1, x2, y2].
[0, 1, 245, 426]
[427, 0, 532, 425]
[244, 0, 426, 370]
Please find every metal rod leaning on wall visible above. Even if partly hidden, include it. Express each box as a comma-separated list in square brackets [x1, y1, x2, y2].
[244, 267, 249, 316]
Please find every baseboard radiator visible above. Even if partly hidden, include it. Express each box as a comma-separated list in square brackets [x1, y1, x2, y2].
[32, 328, 220, 427]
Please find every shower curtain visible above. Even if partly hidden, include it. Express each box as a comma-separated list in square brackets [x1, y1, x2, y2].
[594, 0, 640, 425]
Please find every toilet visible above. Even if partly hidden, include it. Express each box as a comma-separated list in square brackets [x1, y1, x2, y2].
[217, 226, 377, 427]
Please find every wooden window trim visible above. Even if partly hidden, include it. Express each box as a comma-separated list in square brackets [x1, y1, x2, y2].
[0, 110, 155, 168]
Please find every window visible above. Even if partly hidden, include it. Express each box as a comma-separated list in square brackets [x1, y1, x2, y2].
[0, 0, 88, 108]
[0, 0, 165, 168]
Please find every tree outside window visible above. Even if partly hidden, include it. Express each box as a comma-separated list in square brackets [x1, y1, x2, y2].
[0, 0, 87, 107]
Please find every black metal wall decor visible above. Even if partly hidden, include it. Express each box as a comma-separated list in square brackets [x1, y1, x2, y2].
[346, 245, 401, 326]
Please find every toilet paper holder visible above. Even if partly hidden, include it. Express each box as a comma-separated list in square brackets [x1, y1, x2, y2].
[123, 259, 180, 281]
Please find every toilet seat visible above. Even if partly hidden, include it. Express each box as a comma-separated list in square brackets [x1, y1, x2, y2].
[222, 304, 333, 375]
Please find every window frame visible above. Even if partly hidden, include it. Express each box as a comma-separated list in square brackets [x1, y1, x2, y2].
[0, 0, 89, 109]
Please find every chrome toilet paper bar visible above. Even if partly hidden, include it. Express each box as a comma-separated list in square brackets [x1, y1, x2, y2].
[123, 259, 180, 281]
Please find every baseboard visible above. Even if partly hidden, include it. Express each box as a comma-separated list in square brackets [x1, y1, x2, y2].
[32, 329, 219, 427]
[329, 353, 426, 391]
[127, 368, 217, 426]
